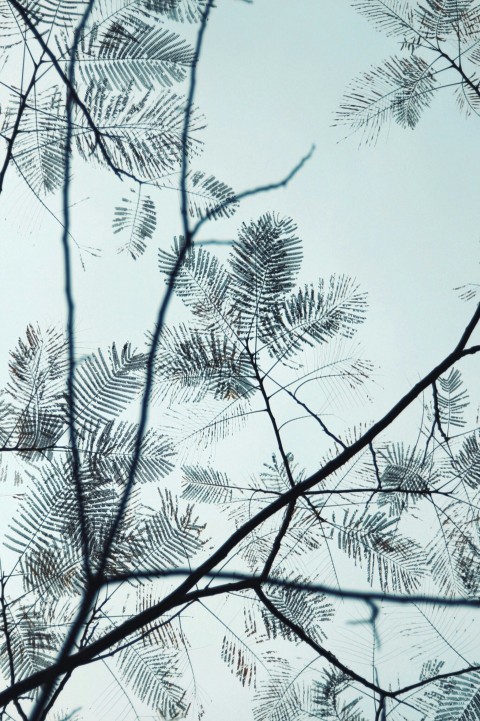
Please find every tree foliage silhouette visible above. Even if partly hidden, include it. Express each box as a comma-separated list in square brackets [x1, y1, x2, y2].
[0, 2, 480, 721]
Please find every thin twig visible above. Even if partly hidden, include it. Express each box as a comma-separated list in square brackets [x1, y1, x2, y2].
[432, 380, 450, 445]
[0, 575, 28, 721]
[255, 586, 383, 694]
[96, 0, 215, 580]
[104, 568, 480, 610]
[27, 4, 98, 717]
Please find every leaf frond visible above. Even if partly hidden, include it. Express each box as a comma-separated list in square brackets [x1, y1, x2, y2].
[113, 186, 157, 259]
[336, 55, 437, 143]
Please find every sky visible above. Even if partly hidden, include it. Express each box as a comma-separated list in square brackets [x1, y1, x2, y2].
[1, 0, 480, 719]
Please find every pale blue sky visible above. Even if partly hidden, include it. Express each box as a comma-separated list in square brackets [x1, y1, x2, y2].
[1, 1, 480, 719]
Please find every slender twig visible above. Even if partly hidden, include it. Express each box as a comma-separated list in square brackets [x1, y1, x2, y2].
[432, 380, 450, 445]
[104, 568, 480, 610]
[285, 386, 346, 448]
[0, 61, 40, 194]
[0, 575, 28, 721]
[59, 4, 93, 582]
[27, 4, 98, 717]
[255, 586, 383, 694]
[375, 694, 386, 721]
[96, 0, 215, 580]
[191, 145, 315, 238]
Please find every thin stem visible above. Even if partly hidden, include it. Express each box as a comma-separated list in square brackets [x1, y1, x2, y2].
[96, 0, 215, 579]
[255, 586, 383, 695]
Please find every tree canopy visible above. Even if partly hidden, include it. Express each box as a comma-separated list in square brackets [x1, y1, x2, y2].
[0, 2, 480, 721]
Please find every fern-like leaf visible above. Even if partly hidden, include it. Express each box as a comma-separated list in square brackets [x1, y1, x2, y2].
[377, 443, 434, 514]
[336, 55, 437, 143]
[426, 499, 480, 596]
[182, 466, 234, 504]
[154, 169, 237, 218]
[0, 0, 22, 47]
[76, 80, 203, 179]
[77, 15, 194, 90]
[112, 187, 157, 259]
[155, 324, 254, 403]
[312, 670, 366, 721]
[158, 239, 234, 332]
[264, 276, 367, 363]
[4, 325, 67, 449]
[228, 213, 302, 338]
[135, 490, 204, 571]
[418, 0, 480, 39]
[84, 421, 174, 484]
[352, 0, 419, 39]
[116, 643, 187, 720]
[454, 432, 480, 488]
[74, 342, 146, 425]
[140, 0, 208, 23]
[0, 603, 60, 683]
[334, 508, 427, 592]
[435, 669, 480, 721]
[437, 369, 469, 431]
[253, 661, 313, 721]
[260, 583, 333, 644]
[23, 0, 89, 28]
[7, 86, 66, 195]
[221, 627, 259, 688]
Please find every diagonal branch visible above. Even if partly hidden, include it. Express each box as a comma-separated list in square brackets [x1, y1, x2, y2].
[255, 585, 383, 695]
[0, 64, 40, 194]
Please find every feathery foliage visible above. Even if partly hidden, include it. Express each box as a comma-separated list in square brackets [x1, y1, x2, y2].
[1, 2, 480, 721]
[337, 0, 480, 141]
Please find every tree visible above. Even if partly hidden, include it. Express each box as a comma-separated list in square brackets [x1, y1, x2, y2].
[0, 2, 480, 721]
